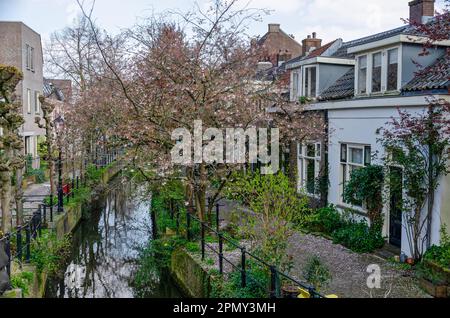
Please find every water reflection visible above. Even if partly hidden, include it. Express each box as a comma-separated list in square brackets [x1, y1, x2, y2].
[46, 178, 181, 298]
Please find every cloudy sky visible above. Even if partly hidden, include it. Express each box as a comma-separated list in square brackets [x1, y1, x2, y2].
[0, 0, 446, 45]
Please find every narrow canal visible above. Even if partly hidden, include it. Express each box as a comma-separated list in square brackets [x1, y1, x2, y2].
[46, 177, 182, 298]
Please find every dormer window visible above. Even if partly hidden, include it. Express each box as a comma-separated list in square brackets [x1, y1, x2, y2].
[357, 56, 367, 94]
[303, 66, 317, 98]
[355, 46, 401, 96]
[387, 48, 399, 91]
[372, 52, 382, 93]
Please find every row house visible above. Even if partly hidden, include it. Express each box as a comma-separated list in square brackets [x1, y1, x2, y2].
[0, 21, 45, 168]
[287, 0, 450, 256]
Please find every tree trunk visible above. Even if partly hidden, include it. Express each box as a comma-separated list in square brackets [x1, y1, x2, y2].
[15, 167, 24, 227]
[0, 171, 12, 234]
[426, 142, 434, 249]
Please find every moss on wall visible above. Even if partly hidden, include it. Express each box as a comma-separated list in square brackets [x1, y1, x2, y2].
[170, 248, 211, 298]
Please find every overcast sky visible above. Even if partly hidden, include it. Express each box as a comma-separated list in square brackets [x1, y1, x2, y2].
[0, 0, 446, 45]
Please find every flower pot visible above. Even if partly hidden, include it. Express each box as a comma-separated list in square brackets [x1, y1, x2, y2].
[281, 285, 300, 298]
[406, 258, 415, 265]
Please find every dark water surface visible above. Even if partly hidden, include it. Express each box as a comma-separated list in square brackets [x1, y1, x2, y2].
[46, 178, 182, 298]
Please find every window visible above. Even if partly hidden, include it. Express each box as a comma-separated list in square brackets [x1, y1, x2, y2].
[303, 66, 317, 98]
[281, 148, 290, 175]
[25, 44, 30, 70]
[357, 56, 367, 94]
[372, 52, 382, 93]
[30, 47, 34, 71]
[340, 143, 372, 207]
[25, 45, 35, 71]
[356, 48, 400, 96]
[34, 91, 40, 113]
[387, 48, 399, 91]
[298, 142, 321, 196]
[25, 136, 32, 155]
[27, 89, 32, 113]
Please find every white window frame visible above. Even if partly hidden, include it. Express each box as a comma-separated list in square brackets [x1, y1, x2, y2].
[371, 51, 383, 94]
[298, 142, 321, 197]
[291, 70, 300, 101]
[301, 65, 319, 98]
[34, 91, 40, 114]
[27, 89, 32, 114]
[340, 143, 372, 210]
[356, 55, 368, 95]
[355, 46, 402, 97]
[25, 44, 30, 70]
[30, 47, 34, 72]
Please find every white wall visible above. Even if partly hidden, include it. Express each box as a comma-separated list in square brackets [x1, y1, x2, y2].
[328, 105, 446, 256]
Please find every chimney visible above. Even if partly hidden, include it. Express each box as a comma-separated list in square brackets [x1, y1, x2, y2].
[302, 33, 322, 56]
[268, 24, 281, 33]
[409, 0, 435, 24]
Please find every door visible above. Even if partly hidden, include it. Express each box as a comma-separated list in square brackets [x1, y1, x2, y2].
[389, 166, 403, 247]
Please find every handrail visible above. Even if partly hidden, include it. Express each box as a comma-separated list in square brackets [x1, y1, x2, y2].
[179, 206, 324, 298]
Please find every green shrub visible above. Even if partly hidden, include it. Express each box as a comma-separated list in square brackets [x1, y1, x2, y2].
[10, 271, 34, 296]
[30, 168, 46, 183]
[303, 256, 331, 292]
[332, 221, 384, 253]
[307, 205, 343, 235]
[210, 260, 269, 298]
[186, 242, 200, 253]
[133, 236, 187, 297]
[422, 226, 450, 269]
[30, 231, 72, 276]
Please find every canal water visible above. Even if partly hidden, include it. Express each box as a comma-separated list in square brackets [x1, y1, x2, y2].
[45, 177, 182, 298]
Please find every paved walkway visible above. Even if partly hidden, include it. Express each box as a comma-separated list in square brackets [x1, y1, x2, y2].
[214, 197, 429, 298]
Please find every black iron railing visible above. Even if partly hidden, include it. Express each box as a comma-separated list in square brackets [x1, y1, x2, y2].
[169, 202, 323, 298]
[0, 147, 125, 282]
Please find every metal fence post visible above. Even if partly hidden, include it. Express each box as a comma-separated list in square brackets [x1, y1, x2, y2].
[270, 266, 280, 298]
[42, 204, 47, 226]
[241, 247, 246, 288]
[218, 234, 223, 275]
[37, 208, 42, 237]
[16, 227, 22, 262]
[176, 208, 180, 234]
[216, 203, 220, 232]
[169, 199, 174, 220]
[50, 194, 54, 221]
[186, 211, 191, 241]
[25, 224, 31, 263]
[31, 213, 37, 240]
[5, 234, 11, 277]
[57, 154, 64, 213]
[76, 176, 79, 189]
[72, 178, 75, 198]
[201, 222, 205, 261]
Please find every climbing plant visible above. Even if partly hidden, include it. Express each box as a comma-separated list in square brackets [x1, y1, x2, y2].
[343, 165, 384, 230]
[378, 102, 450, 261]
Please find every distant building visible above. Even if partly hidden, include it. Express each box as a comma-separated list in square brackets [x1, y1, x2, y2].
[257, 24, 303, 67]
[0, 21, 44, 168]
[43, 79, 72, 129]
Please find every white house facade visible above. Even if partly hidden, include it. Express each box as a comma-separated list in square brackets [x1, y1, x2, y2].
[288, 0, 450, 257]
